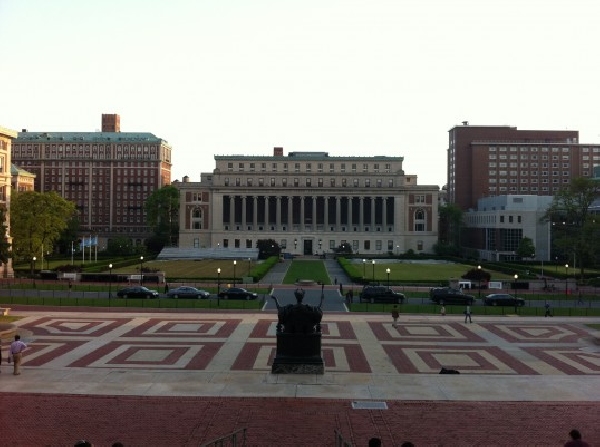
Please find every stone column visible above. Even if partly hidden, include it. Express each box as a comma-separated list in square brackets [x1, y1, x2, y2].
[312, 196, 317, 228]
[242, 196, 247, 228]
[300, 196, 305, 229]
[371, 197, 376, 229]
[324, 197, 329, 229]
[264, 196, 269, 228]
[359, 197, 364, 229]
[230, 195, 235, 227]
[288, 196, 293, 228]
[253, 196, 258, 229]
[335, 196, 341, 229]
[382, 197, 387, 229]
[276, 196, 282, 229]
[349, 196, 354, 228]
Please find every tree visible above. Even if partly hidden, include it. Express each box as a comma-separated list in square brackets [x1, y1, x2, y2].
[334, 243, 353, 255]
[543, 177, 600, 276]
[462, 267, 491, 283]
[107, 236, 135, 256]
[256, 239, 280, 259]
[437, 204, 463, 255]
[516, 237, 536, 260]
[11, 191, 76, 262]
[145, 185, 180, 251]
[56, 215, 81, 255]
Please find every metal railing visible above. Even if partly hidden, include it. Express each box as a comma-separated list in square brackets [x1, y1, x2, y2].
[200, 428, 247, 447]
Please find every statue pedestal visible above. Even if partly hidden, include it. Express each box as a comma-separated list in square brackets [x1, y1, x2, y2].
[272, 332, 324, 374]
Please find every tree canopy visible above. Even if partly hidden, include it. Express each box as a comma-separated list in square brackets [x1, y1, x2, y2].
[145, 185, 180, 251]
[11, 191, 77, 262]
[543, 177, 600, 274]
[516, 237, 536, 260]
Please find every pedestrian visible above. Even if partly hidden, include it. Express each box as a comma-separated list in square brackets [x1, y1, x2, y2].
[339, 283, 343, 294]
[464, 305, 472, 323]
[564, 429, 590, 447]
[10, 334, 28, 375]
[164, 282, 169, 294]
[391, 305, 400, 328]
[68, 279, 73, 293]
[577, 291, 584, 305]
[440, 305, 446, 316]
[334, 277, 337, 285]
[544, 302, 552, 317]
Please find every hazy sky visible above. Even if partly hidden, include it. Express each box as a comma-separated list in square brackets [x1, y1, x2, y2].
[1, 0, 599, 187]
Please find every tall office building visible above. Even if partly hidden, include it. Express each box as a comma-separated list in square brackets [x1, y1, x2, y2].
[11, 114, 172, 248]
[176, 148, 439, 256]
[447, 123, 592, 211]
[0, 126, 17, 277]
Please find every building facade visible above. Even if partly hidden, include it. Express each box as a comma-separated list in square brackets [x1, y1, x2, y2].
[11, 164, 36, 192]
[463, 195, 553, 262]
[176, 148, 439, 256]
[447, 123, 594, 211]
[11, 114, 172, 247]
[0, 126, 17, 277]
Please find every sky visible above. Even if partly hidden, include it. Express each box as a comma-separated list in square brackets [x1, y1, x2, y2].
[1, 0, 600, 188]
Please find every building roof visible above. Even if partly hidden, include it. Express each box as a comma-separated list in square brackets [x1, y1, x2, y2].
[16, 131, 168, 144]
[214, 154, 403, 161]
[11, 164, 36, 177]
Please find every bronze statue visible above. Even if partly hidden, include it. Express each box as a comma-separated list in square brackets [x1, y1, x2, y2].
[271, 287, 324, 374]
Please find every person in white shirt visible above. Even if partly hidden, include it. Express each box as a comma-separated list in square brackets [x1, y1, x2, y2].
[10, 334, 28, 375]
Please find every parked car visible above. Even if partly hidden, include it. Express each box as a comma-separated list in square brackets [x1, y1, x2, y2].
[483, 293, 525, 307]
[217, 287, 258, 300]
[116, 286, 159, 299]
[359, 286, 405, 304]
[429, 287, 475, 305]
[167, 286, 210, 299]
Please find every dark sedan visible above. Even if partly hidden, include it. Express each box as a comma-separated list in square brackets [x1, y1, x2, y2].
[167, 286, 210, 299]
[217, 287, 258, 300]
[483, 293, 525, 307]
[116, 286, 159, 299]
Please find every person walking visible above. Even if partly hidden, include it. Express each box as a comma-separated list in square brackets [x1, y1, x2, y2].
[10, 334, 28, 375]
[440, 304, 446, 316]
[544, 302, 552, 317]
[391, 305, 400, 328]
[464, 305, 472, 323]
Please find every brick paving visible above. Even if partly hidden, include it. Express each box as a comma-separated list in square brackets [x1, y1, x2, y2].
[0, 394, 598, 446]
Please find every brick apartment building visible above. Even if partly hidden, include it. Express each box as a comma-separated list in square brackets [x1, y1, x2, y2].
[11, 114, 172, 249]
[447, 123, 597, 211]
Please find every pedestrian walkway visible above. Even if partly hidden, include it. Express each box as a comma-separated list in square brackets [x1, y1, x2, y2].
[1, 309, 599, 446]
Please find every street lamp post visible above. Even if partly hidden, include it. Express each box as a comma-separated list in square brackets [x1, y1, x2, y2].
[363, 259, 366, 279]
[233, 260, 237, 287]
[565, 264, 569, 300]
[514, 274, 519, 313]
[372, 259, 375, 284]
[108, 263, 113, 299]
[294, 239, 297, 253]
[477, 265, 482, 299]
[217, 268, 221, 306]
[46, 250, 50, 270]
[247, 258, 251, 276]
[32, 256, 36, 287]
[386, 268, 391, 289]
[139, 256, 144, 285]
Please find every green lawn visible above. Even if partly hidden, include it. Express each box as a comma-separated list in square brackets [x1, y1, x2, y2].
[283, 260, 331, 285]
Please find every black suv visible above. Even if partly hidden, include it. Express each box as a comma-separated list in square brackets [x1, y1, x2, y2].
[359, 286, 405, 304]
[429, 287, 474, 305]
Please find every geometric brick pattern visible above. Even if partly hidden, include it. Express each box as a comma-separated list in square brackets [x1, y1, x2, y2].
[10, 316, 600, 375]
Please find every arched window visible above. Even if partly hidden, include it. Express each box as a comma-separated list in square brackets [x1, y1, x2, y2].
[414, 209, 425, 231]
[191, 207, 203, 230]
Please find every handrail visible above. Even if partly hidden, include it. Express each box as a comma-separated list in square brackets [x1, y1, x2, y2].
[199, 427, 247, 447]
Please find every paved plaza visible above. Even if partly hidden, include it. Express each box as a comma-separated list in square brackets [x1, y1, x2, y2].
[0, 304, 599, 446]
